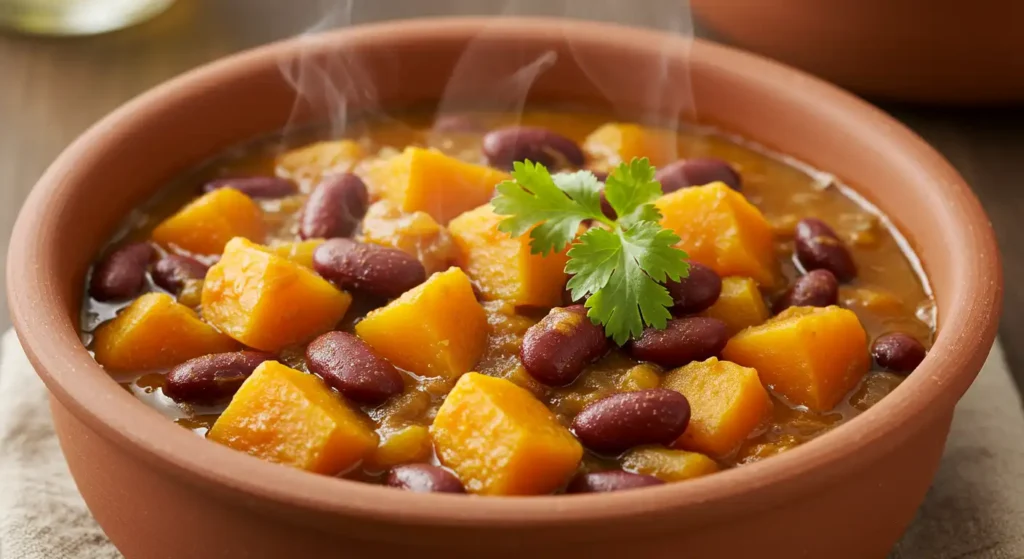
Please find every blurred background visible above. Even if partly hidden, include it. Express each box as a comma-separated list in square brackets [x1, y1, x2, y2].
[0, 0, 1022, 391]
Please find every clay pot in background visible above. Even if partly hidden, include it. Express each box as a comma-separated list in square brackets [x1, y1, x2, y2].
[692, 0, 1024, 104]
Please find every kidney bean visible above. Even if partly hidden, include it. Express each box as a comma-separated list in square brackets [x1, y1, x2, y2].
[203, 176, 297, 199]
[773, 269, 838, 313]
[656, 158, 742, 193]
[520, 305, 609, 386]
[666, 263, 722, 314]
[599, 192, 616, 220]
[794, 218, 857, 282]
[571, 389, 691, 455]
[871, 332, 926, 374]
[482, 126, 585, 170]
[152, 255, 209, 294]
[299, 173, 369, 240]
[313, 238, 426, 298]
[628, 317, 728, 368]
[164, 351, 274, 404]
[387, 464, 464, 494]
[566, 470, 664, 493]
[306, 331, 404, 405]
[88, 242, 155, 301]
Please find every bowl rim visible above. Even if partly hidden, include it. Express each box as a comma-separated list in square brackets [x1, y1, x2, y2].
[7, 17, 1002, 533]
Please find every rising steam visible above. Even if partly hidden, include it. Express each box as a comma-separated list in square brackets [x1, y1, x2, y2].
[277, 0, 695, 147]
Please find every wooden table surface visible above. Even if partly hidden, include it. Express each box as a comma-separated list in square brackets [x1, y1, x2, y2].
[1, 0, 1020, 388]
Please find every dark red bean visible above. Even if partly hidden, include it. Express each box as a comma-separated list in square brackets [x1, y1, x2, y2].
[599, 192, 616, 220]
[628, 317, 728, 368]
[152, 255, 209, 294]
[164, 351, 274, 404]
[306, 332, 404, 405]
[794, 218, 857, 282]
[387, 464, 464, 494]
[88, 242, 155, 301]
[773, 269, 838, 313]
[520, 305, 609, 386]
[571, 389, 691, 455]
[313, 239, 426, 299]
[655, 158, 742, 193]
[872, 333, 927, 374]
[482, 126, 584, 170]
[203, 176, 297, 199]
[588, 170, 612, 217]
[299, 173, 369, 240]
[666, 263, 722, 314]
[566, 470, 664, 493]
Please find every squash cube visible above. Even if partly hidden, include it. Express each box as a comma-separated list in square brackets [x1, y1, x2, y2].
[269, 238, 325, 269]
[700, 276, 769, 336]
[152, 188, 265, 255]
[368, 147, 509, 224]
[430, 373, 583, 495]
[663, 357, 772, 457]
[367, 424, 433, 469]
[359, 200, 457, 275]
[94, 293, 237, 371]
[355, 267, 486, 379]
[656, 183, 776, 286]
[208, 361, 377, 474]
[449, 204, 569, 307]
[722, 306, 870, 411]
[622, 447, 719, 482]
[201, 238, 352, 351]
[582, 122, 677, 170]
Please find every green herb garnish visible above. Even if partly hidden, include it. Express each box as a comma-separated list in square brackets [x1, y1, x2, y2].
[492, 157, 689, 345]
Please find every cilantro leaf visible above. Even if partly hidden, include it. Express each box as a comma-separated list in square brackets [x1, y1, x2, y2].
[492, 161, 604, 256]
[604, 157, 663, 227]
[621, 221, 689, 284]
[553, 170, 604, 216]
[493, 156, 690, 344]
[565, 227, 619, 304]
[568, 221, 689, 344]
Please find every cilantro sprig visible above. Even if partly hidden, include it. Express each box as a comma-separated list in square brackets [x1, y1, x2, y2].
[492, 157, 689, 345]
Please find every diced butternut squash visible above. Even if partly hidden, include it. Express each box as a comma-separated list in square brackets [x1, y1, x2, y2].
[700, 276, 769, 336]
[152, 188, 265, 255]
[367, 424, 433, 468]
[94, 292, 237, 371]
[208, 361, 377, 474]
[368, 147, 509, 224]
[656, 183, 776, 286]
[430, 373, 582, 495]
[269, 238, 325, 269]
[355, 267, 486, 379]
[359, 200, 457, 274]
[201, 238, 352, 351]
[722, 306, 870, 411]
[622, 447, 719, 482]
[582, 122, 677, 170]
[449, 204, 569, 307]
[663, 357, 772, 457]
[275, 139, 366, 182]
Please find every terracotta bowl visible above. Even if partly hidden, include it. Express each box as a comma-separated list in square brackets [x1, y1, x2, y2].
[7, 17, 1001, 559]
[691, 0, 1024, 104]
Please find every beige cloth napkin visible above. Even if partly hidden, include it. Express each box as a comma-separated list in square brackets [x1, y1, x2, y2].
[0, 330, 1022, 559]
